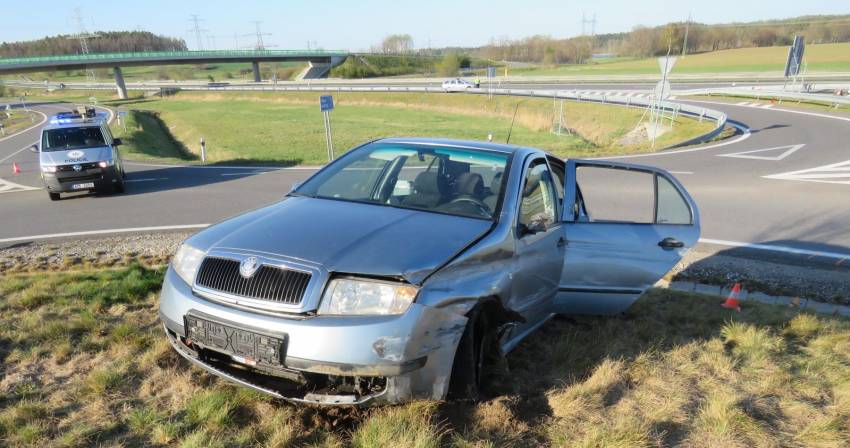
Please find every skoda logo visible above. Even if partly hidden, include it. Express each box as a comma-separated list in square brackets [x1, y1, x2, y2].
[72, 164, 82, 172]
[67, 150, 84, 158]
[239, 256, 261, 279]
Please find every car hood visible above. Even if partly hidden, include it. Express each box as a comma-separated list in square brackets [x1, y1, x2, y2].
[40, 146, 111, 165]
[196, 196, 493, 284]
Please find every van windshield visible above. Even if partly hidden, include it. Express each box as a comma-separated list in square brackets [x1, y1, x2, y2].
[42, 127, 106, 152]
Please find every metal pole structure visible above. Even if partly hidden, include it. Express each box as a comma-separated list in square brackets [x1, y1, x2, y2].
[200, 137, 206, 163]
[682, 13, 691, 58]
[326, 111, 334, 160]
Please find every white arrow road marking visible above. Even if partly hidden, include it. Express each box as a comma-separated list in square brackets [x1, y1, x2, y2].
[764, 160, 850, 185]
[0, 177, 40, 193]
[718, 144, 805, 161]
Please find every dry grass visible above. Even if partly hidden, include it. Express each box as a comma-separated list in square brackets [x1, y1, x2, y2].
[1, 267, 848, 447]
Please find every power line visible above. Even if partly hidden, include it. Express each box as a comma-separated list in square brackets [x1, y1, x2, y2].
[243, 21, 273, 50]
[582, 13, 597, 37]
[188, 14, 208, 51]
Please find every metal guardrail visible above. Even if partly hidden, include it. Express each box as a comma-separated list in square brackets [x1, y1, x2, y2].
[1, 81, 728, 148]
[0, 50, 350, 65]
[680, 87, 850, 106]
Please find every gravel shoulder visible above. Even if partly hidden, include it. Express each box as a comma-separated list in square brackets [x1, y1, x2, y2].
[1, 232, 848, 304]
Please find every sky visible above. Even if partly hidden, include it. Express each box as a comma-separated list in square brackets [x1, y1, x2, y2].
[2, 0, 848, 51]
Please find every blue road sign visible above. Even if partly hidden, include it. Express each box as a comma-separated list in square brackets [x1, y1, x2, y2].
[320, 95, 334, 112]
[487, 66, 496, 78]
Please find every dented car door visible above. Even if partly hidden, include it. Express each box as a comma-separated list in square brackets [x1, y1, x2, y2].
[553, 159, 701, 315]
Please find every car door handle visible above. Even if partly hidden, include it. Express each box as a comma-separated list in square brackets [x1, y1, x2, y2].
[557, 237, 567, 247]
[658, 237, 684, 248]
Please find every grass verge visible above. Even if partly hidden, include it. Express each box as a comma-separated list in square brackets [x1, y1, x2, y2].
[1, 266, 848, 447]
[27, 89, 714, 166]
[0, 110, 39, 137]
[511, 42, 850, 77]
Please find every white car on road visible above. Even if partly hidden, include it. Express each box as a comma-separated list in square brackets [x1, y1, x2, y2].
[442, 78, 477, 92]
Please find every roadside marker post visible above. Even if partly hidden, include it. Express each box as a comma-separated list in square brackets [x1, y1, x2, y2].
[320, 95, 335, 161]
[200, 137, 206, 163]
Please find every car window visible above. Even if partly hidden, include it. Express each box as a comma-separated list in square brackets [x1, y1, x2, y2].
[41, 126, 106, 152]
[518, 159, 558, 232]
[576, 166, 654, 223]
[296, 143, 510, 220]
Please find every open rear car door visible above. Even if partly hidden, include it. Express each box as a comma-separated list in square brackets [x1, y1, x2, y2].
[553, 159, 701, 315]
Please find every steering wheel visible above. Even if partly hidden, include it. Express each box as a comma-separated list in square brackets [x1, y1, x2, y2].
[448, 196, 491, 213]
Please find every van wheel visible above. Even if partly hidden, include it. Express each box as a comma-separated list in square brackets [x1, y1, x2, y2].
[114, 179, 125, 193]
[448, 307, 499, 400]
[48, 192, 60, 201]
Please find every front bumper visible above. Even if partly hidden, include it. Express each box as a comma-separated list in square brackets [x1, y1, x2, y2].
[42, 166, 119, 193]
[158, 267, 467, 405]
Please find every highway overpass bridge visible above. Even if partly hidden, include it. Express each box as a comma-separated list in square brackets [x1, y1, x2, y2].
[0, 50, 349, 98]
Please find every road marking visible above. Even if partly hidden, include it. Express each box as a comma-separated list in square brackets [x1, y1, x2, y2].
[718, 144, 805, 161]
[124, 177, 169, 183]
[0, 224, 211, 245]
[763, 159, 850, 185]
[699, 238, 850, 261]
[0, 177, 40, 193]
[668, 171, 693, 174]
[220, 171, 274, 176]
[0, 140, 38, 164]
[760, 104, 774, 109]
[603, 121, 751, 160]
[124, 161, 319, 170]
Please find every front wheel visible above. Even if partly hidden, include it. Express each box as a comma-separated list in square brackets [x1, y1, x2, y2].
[448, 307, 499, 400]
[48, 192, 60, 201]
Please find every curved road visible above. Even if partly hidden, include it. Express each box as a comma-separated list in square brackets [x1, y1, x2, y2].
[1, 95, 849, 265]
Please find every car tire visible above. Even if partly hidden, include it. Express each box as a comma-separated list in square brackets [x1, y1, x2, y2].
[448, 306, 498, 400]
[114, 179, 125, 194]
[48, 192, 60, 201]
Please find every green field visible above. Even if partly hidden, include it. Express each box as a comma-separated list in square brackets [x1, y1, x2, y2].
[513, 42, 850, 77]
[1, 265, 848, 447]
[25, 89, 713, 166]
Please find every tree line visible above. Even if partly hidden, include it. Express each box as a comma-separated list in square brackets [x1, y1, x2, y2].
[476, 15, 850, 63]
[0, 31, 187, 58]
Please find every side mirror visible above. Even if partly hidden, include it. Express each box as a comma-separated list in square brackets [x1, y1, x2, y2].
[112, 138, 123, 146]
[519, 218, 548, 237]
[29, 144, 39, 153]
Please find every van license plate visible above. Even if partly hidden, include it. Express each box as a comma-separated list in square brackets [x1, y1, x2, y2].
[72, 182, 95, 190]
[185, 315, 286, 367]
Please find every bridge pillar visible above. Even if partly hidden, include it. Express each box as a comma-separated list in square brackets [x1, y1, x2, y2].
[252, 62, 261, 82]
[113, 67, 128, 99]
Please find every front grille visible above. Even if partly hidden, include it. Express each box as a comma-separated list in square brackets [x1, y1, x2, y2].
[57, 162, 98, 172]
[195, 257, 311, 305]
[58, 173, 101, 183]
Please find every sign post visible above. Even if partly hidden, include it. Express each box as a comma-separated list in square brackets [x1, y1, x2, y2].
[117, 109, 128, 132]
[487, 66, 496, 99]
[784, 36, 806, 90]
[200, 137, 206, 163]
[320, 95, 335, 161]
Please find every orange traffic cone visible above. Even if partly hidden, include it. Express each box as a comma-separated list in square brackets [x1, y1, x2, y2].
[721, 283, 742, 311]
[12, 162, 21, 174]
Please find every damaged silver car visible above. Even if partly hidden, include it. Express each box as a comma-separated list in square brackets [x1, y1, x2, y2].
[159, 138, 700, 405]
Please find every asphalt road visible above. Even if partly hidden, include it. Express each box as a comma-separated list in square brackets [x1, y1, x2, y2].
[1, 94, 849, 265]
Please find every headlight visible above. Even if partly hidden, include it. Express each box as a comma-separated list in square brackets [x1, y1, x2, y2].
[98, 160, 114, 168]
[42, 165, 57, 173]
[318, 278, 418, 316]
[172, 243, 205, 285]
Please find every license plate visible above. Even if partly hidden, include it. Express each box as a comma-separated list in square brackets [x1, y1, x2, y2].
[72, 182, 95, 190]
[185, 314, 286, 367]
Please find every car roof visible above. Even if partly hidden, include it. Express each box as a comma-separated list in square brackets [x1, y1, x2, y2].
[373, 137, 546, 158]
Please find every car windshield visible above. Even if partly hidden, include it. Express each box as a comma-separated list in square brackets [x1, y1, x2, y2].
[294, 142, 510, 220]
[41, 127, 106, 152]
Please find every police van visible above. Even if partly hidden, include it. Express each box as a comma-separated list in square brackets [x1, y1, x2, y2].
[31, 107, 125, 201]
